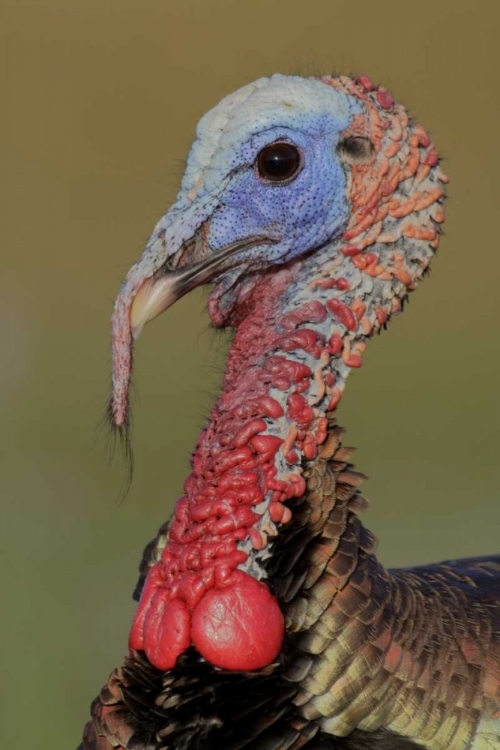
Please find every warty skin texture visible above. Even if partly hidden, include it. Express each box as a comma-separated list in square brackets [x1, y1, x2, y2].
[81, 75, 500, 750]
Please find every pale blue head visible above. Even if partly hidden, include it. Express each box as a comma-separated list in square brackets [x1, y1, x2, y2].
[124, 75, 365, 302]
[172, 74, 362, 265]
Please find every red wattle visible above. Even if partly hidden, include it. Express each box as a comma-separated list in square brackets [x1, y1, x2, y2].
[191, 570, 284, 671]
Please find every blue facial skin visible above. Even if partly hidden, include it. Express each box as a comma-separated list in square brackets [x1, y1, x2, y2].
[207, 120, 351, 268]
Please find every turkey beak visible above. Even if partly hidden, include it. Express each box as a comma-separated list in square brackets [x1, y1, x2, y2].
[129, 235, 273, 340]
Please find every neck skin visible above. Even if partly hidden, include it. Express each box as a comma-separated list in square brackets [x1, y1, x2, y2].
[171, 237, 387, 584]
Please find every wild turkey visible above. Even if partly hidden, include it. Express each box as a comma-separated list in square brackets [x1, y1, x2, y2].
[79, 74, 500, 749]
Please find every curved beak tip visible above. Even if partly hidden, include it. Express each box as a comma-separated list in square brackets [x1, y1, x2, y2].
[130, 275, 178, 340]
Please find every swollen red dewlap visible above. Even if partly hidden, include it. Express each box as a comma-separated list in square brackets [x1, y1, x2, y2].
[191, 571, 284, 670]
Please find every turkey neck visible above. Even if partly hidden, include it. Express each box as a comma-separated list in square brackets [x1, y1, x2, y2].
[129, 237, 388, 673]
[153, 233, 392, 604]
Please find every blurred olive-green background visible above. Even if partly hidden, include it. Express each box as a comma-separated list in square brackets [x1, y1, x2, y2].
[1, 1, 499, 747]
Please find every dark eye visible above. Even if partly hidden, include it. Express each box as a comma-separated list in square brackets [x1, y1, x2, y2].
[256, 142, 302, 183]
[337, 136, 374, 165]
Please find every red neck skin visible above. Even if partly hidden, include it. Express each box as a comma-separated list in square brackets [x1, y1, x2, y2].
[129, 245, 390, 673]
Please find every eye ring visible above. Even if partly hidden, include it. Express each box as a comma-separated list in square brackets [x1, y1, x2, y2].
[337, 135, 374, 165]
[255, 141, 302, 185]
